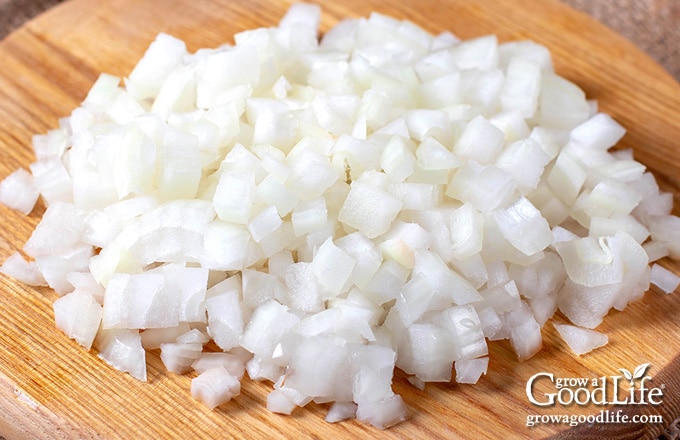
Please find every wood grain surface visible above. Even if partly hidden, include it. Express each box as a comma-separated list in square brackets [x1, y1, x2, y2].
[0, 0, 679, 439]
[2, 0, 680, 84]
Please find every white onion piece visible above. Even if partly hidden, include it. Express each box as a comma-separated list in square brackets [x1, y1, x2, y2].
[355, 395, 409, 430]
[496, 138, 551, 190]
[127, 33, 187, 101]
[557, 279, 620, 329]
[95, 328, 147, 382]
[433, 305, 488, 361]
[335, 232, 383, 289]
[191, 367, 241, 409]
[325, 401, 358, 423]
[36, 245, 93, 296]
[160, 341, 203, 374]
[240, 300, 299, 359]
[589, 215, 649, 244]
[454, 357, 489, 384]
[505, 301, 542, 360]
[266, 388, 298, 415]
[29, 157, 73, 205]
[413, 250, 481, 305]
[0, 168, 39, 214]
[493, 196, 552, 256]
[406, 322, 456, 382]
[649, 215, 680, 259]
[192, 352, 248, 379]
[0, 252, 47, 286]
[338, 180, 402, 239]
[644, 240, 670, 263]
[569, 113, 626, 151]
[140, 323, 191, 350]
[206, 277, 245, 351]
[53, 289, 103, 349]
[23, 202, 83, 257]
[537, 73, 590, 129]
[553, 322, 608, 355]
[32, 127, 68, 160]
[555, 236, 623, 287]
[454, 115, 504, 165]
[246, 355, 284, 383]
[651, 264, 680, 294]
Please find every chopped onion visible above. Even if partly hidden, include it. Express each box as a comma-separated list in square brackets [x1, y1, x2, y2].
[0, 168, 39, 214]
[553, 322, 608, 355]
[191, 366, 241, 409]
[53, 289, 103, 349]
[650, 264, 680, 294]
[0, 252, 47, 286]
[325, 401, 358, 423]
[0, 3, 678, 431]
[454, 357, 489, 384]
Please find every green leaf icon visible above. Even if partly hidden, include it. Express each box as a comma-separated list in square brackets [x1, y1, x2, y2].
[633, 363, 651, 380]
[619, 368, 633, 382]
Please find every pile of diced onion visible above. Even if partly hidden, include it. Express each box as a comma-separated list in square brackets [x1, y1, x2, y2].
[1, 3, 679, 429]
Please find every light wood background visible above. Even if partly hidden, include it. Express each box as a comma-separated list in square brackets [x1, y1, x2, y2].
[0, 0, 678, 83]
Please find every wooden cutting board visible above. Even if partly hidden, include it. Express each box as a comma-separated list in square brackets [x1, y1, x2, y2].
[1, 0, 679, 439]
